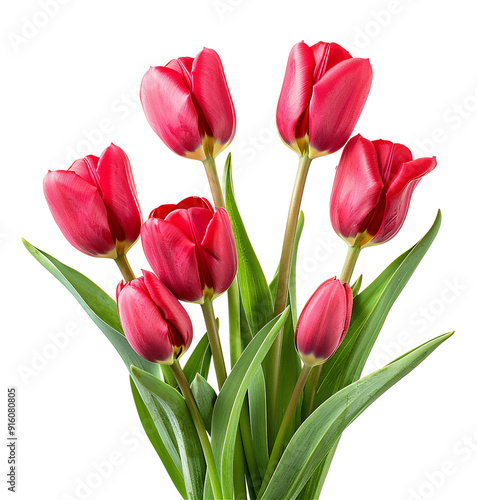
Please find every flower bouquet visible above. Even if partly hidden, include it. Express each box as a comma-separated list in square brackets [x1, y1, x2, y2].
[25, 41, 452, 499]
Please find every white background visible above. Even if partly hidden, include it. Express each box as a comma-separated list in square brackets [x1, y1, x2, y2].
[2, 0, 476, 499]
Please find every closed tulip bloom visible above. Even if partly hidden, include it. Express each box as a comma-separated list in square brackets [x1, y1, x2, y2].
[141, 197, 237, 303]
[140, 48, 236, 161]
[277, 41, 372, 158]
[330, 135, 437, 247]
[295, 278, 353, 366]
[43, 144, 142, 258]
[117, 271, 193, 364]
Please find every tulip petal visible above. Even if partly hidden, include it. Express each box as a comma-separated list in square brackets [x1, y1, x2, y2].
[43, 171, 116, 257]
[118, 282, 174, 363]
[68, 156, 100, 186]
[308, 58, 372, 156]
[192, 48, 236, 156]
[200, 208, 237, 298]
[166, 207, 213, 242]
[141, 218, 204, 302]
[370, 156, 437, 245]
[372, 140, 413, 185]
[150, 196, 213, 220]
[143, 270, 193, 352]
[96, 144, 142, 245]
[295, 278, 349, 363]
[330, 135, 384, 241]
[310, 42, 352, 82]
[140, 66, 204, 160]
[166, 57, 194, 89]
[276, 41, 315, 153]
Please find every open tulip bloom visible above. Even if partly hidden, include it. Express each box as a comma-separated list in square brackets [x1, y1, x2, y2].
[26, 41, 453, 500]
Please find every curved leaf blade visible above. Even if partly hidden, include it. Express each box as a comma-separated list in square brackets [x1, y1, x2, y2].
[183, 333, 212, 385]
[129, 377, 187, 498]
[23, 240, 184, 492]
[131, 366, 206, 500]
[191, 374, 217, 434]
[211, 308, 290, 500]
[314, 211, 442, 408]
[224, 155, 274, 335]
[260, 332, 453, 499]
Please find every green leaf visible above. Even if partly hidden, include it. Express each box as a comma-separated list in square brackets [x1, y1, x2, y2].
[183, 333, 212, 386]
[211, 308, 290, 500]
[224, 155, 274, 335]
[297, 443, 337, 499]
[131, 366, 206, 500]
[248, 369, 269, 478]
[314, 211, 442, 408]
[300, 212, 442, 497]
[259, 332, 453, 500]
[351, 274, 363, 298]
[191, 374, 217, 434]
[23, 240, 184, 494]
[288, 210, 304, 327]
[129, 377, 187, 499]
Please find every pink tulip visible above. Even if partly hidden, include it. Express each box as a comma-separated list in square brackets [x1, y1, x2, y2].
[117, 271, 193, 364]
[141, 197, 237, 303]
[43, 144, 142, 258]
[140, 48, 236, 161]
[295, 278, 353, 366]
[277, 41, 372, 158]
[330, 135, 437, 247]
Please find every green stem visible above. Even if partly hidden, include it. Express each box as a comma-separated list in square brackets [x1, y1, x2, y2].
[228, 278, 242, 366]
[115, 253, 136, 282]
[302, 364, 323, 420]
[239, 404, 262, 495]
[203, 156, 226, 208]
[171, 361, 223, 500]
[204, 155, 248, 498]
[201, 298, 227, 389]
[339, 244, 361, 284]
[259, 364, 312, 497]
[233, 435, 247, 500]
[268, 153, 312, 439]
[203, 156, 242, 367]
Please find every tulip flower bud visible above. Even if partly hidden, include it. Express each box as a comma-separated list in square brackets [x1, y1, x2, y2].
[116, 271, 193, 364]
[295, 278, 353, 366]
[140, 48, 236, 161]
[277, 41, 372, 159]
[43, 144, 142, 259]
[330, 135, 437, 247]
[141, 196, 237, 303]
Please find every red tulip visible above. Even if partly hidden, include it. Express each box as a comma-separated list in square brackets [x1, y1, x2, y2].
[43, 144, 142, 258]
[117, 270, 193, 364]
[141, 196, 237, 303]
[277, 41, 372, 158]
[140, 48, 236, 161]
[330, 135, 437, 247]
[295, 278, 353, 366]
